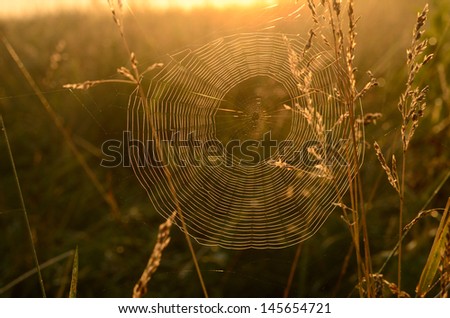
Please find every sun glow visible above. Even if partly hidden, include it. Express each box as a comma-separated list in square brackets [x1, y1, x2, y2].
[147, 0, 278, 10]
[0, 0, 281, 17]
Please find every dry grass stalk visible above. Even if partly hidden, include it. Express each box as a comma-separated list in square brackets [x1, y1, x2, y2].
[284, 35, 303, 81]
[64, 62, 163, 90]
[403, 209, 442, 232]
[65, 0, 209, 297]
[440, 228, 450, 297]
[133, 212, 176, 298]
[437, 63, 450, 106]
[1, 115, 46, 297]
[332, 111, 349, 129]
[356, 112, 382, 126]
[324, 0, 344, 58]
[298, 104, 325, 140]
[383, 280, 411, 298]
[108, 0, 125, 39]
[304, 0, 375, 296]
[373, 142, 400, 193]
[283, 244, 302, 297]
[390, 155, 399, 192]
[361, 274, 410, 298]
[284, 33, 326, 140]
[401, 4, 431, 294]
[332, 0, 341, 16]
[416, 198, 450, 297]
[345, 0, 356, 95]
[341, 0, 375, 297]
[1, 36, 122, 222]
[398, 4, 433, 150]
[64, 80, 108, 90]
[373, 4, 432, 294]
[307, 0, 319, 25]
[302, 29, 316, 57]
[355, 71, 378, 100]
[117, 66, 136, 82]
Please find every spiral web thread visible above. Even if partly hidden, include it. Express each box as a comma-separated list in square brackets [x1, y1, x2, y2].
[128, 32, 361, 249]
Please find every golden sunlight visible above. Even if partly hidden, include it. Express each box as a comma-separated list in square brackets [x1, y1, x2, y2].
[0, 0, 280, 17]
[148, 0, 278, 10]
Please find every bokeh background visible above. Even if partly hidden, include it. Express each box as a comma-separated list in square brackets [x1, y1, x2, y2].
[1, 0, 449, 297]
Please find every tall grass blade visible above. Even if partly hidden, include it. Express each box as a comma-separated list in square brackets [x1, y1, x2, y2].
[0, 35, 121, 221]
[69, 246, 79, 298]
[284, 243, 302, 297]
[0, 115, 46, 297]
[0, 250, 73, 295]
[416, 197, 450, 297]
[378, 170, 450, 274]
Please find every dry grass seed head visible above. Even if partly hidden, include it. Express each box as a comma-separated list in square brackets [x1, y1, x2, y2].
[403, 209, 442, 232]
[308, 0, 319, 24]
[133, 212, 176, 298]
[373, 142, 400, 193]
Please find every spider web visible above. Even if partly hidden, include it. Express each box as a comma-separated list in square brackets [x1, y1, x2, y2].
[128, 32, 361, 249]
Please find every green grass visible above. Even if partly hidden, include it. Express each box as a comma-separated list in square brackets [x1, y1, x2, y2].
[0, 0, 449, 297]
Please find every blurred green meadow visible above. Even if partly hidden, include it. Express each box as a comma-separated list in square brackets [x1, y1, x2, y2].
[0, 0, 449, 297]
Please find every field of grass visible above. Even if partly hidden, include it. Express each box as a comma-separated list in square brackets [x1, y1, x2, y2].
[0, 0, 449, 297]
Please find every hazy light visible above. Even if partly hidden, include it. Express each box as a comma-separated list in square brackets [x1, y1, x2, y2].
[0, 0, 279, 17]
[147, 0, 278, 10]
[0, 0, 92, 17]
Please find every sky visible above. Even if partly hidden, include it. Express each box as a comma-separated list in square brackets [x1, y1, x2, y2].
[0, 0, 279, 17]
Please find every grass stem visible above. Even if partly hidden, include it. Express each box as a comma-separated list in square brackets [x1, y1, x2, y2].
[378, 170, 450, 274]
[398, 150, 406, 295]
[107, 0, 209, 296]
[284, 243, 302, 297]
[1, 35, 121, 221]
[0, 115, 46, 297]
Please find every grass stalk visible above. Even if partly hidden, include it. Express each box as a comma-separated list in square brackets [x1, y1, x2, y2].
[0, 35, 121, 221]
[373, 4, 432, 296]
[378, 170, 450, 274]
[344, 0, 374, 296]
[284, 243, 302, 297]
[69, 246, 79, 298]
[309, 0, 375, 296]
[0, 115, 46, 297]
[133, 63, 209, 298]
[106, 0, 209, 297]
[398, 150, 406, 295]
[0, 250, 74, 296]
